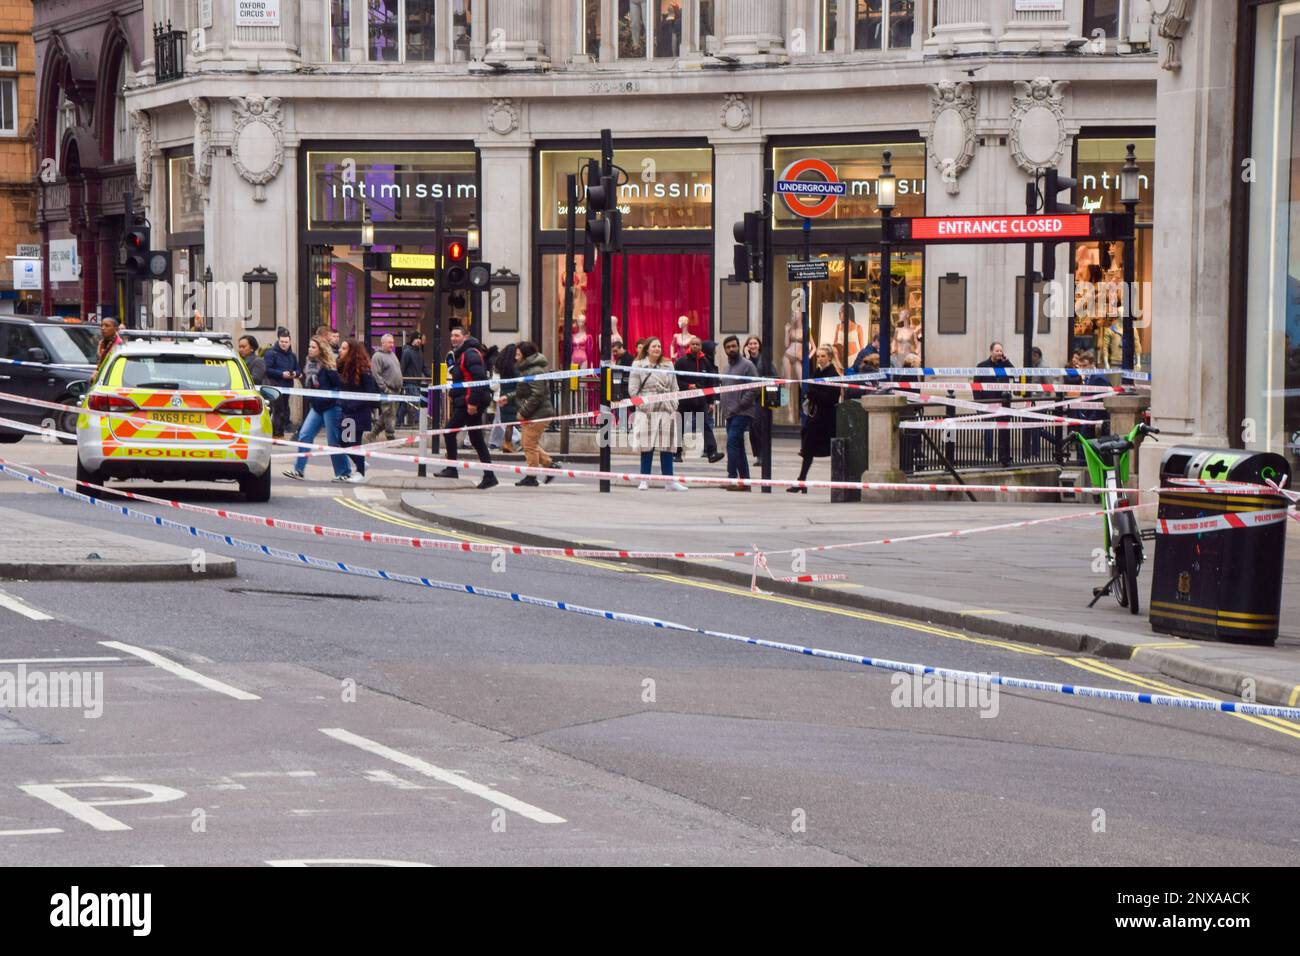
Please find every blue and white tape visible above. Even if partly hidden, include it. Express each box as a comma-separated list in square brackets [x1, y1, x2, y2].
[0, 356, 95, 371]
[0, 459, 1293, 725]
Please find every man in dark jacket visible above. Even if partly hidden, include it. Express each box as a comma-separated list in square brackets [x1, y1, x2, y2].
[720, 336, 758, 490]
[262, 327, 300, 438]
[673, 336, 723, 464]
[976, 341, 1014, 467]
[434, 325, 496, 489]
[399, 333, 428, 427]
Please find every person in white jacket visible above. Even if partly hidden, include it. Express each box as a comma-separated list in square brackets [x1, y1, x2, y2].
[628, 337, 687, 491]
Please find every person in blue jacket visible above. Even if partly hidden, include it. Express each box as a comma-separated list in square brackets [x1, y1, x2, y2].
[263, 327, 300, 438]
[337, 337, 379, 482]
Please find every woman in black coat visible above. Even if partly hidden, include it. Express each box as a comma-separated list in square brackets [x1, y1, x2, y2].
[789, 344, 843, 493]
[338, 338, 380, 481]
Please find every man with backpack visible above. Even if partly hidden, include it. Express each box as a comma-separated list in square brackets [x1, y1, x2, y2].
[434, 325, 497, 489]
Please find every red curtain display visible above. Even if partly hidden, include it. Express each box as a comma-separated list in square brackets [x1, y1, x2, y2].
[582, 252, 711, 354]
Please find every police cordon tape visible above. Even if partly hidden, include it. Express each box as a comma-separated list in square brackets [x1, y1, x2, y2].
[0, 389, 1267, 498]
[0, 356, 94, 371]
[1156, 510, 1290, 535]
[0, 441, 1175, 564]
[886, 381, 1136, 395]
[1, 458, 1295, 724]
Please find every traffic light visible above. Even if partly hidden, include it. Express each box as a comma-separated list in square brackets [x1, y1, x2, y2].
[731, 211, 764, 283]
[120, 215, 150, 277]
[583, 158, 622, 252]
[441, 234, 469, 289]
[467, 262, 492, 291]
[1040, 168, 1077, 282]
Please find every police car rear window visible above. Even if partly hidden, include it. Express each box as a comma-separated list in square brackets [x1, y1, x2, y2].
[117, 355, 247, 390]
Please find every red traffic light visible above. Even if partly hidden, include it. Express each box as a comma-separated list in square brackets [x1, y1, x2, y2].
[446, 239, 465, 262]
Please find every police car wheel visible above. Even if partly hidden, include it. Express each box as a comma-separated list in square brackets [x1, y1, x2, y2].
[75, 458, 106, 494]
[240, 469, 272, 503]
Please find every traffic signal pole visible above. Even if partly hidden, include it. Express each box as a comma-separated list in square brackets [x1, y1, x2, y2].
[761, 167, 774, 494]
[421, 199, 445, 477]
[1023, 178, 1037, 370]
[122, 186, 135, 329]
[598, 130, 614, 494]
[561, 173, 576, 460]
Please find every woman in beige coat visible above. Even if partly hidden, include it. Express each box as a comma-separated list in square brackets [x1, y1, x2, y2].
[628, 337, 687, 491]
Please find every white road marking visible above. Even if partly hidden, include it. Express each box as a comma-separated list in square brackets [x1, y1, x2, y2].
[306, 488, 335, 496]
[362, 769, 425, 790]
[266, 858, 433, 867]
[0, 657, 122, 664]
[320, 728, 566, 824]
[98, 641, 261, 701]
[351, 488, 387, 502]
[0, 591, 52, 621]
[231, 770, 317, 779]
[19, 782, 187, 832]
[0, 827, 63, 836]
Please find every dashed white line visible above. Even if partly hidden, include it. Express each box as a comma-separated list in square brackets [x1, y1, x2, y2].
[0, 590, 52, 621]
[99, 641, 260, 701]
[0, 827, 63, 837]
[231, 770, 317, 779]
[320, 728, 566, 824]
[0, 657, 122, 664]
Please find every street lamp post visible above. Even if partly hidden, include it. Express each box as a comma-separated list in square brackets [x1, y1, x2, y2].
[1119, 143, 1140, 372]
[876, 150, 897, 370]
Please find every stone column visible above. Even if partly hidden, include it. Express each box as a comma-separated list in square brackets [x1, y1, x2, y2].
[1137, 0, 1235, 493]
[481, 0, 550, 69]
[861, 394, 909, 483]
[924, 0, 996, 55]
[712, 136, 764, 337]
[476, 140, 533, 349]
[715, 0, 786, 63]
[1000, 0, 1076, 52]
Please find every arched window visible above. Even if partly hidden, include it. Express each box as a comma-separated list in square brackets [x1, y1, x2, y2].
[54, 89, 73, 170]
[113, 57, 134, 162]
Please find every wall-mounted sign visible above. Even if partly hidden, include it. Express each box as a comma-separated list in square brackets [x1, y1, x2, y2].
[48, 239, 79, 282]
[906, 214, 1093, 242]
[1014, 0, 1063, 11]
[787, 259, 831, 281]
[236, 0, 280, 27]
[539, 148, 712, 231]
[777, 159, 846, 219]
[12, 258, 41, 290]
[16, 244, 39, 259]
[389, 252, 441, 271]
[772, 143, 926, 229]
[306, 150, 478, 231]
[388, 273, 438, 291]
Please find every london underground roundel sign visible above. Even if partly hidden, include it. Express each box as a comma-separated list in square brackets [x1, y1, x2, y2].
[776, 158, 846, 218]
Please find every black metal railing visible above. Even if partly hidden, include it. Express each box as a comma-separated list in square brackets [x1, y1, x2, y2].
[899, 401, 1110, 475]
[154, 21, 186, 83]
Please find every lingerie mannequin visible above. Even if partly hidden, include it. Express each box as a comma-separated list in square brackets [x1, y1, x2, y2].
[670, 315, 693, 361]
[571, 313, 598, 369]
[609, 315, 624, 350]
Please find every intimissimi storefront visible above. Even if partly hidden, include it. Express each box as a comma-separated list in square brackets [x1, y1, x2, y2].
[533, 141, 714, 366]
[298, 144, 481, 353]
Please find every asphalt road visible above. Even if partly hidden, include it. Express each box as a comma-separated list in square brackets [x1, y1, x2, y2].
[0, 443, 1297, 866]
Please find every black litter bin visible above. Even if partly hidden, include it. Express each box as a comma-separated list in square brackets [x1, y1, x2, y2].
[1149, 446, 1291, 645]
[831, 401, 868, 503]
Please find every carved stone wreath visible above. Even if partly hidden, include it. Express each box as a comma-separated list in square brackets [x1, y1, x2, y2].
[189, 97, 213, 202]
[927, 81, 976, 195]
[230, 95, 285, 201]
[487, 98, 519, 136]
[1009, 77, 1069, 174]
[129, 108, 155, 197]
[1151, 0, 1194, 72]
[720, 93, 752, 132]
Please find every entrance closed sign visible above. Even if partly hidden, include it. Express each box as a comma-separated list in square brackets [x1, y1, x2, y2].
[236, 0, 280, 27]
[909, 214, 1092, 241]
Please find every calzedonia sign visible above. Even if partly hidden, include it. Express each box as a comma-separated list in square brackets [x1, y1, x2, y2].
[906, 214, 1093, 242]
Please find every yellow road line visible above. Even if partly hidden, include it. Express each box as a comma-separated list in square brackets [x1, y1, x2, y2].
[339, 498, 1300, 740]
[1060, 656, 1300, 742]
[337, 499, 1049, 655]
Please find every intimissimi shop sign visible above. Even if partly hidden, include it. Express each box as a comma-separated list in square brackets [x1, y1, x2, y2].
[305, 150, 479, 232]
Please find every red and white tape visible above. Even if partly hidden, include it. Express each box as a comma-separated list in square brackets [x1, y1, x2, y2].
[1156, 509, 1289, 535]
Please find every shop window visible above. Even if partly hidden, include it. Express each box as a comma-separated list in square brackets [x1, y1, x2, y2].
[367, 0, 442, 62]
[538, 147, 712, 232]
[581, 0, 601, 57]
[772, 142, 927, 229]
[1082, 0, 1119, 40]
[698, 0, 714, 46]
[821, 0, 838, 51]
[330, 0, 350, 61]
[853, 0, 914, 51]
[541, 251, 711, 375]
[168, 155, 205, 235]
[451, 0, 473, 62]
[306, 150, 479, 232]
[654, 1, 683, 58]
[617, 0, 681, 60]
[619, 0, 648, 58]
[1244, 3, 1300, 459]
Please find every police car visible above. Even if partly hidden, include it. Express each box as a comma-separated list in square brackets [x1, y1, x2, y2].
[75, 332, 277, 501]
